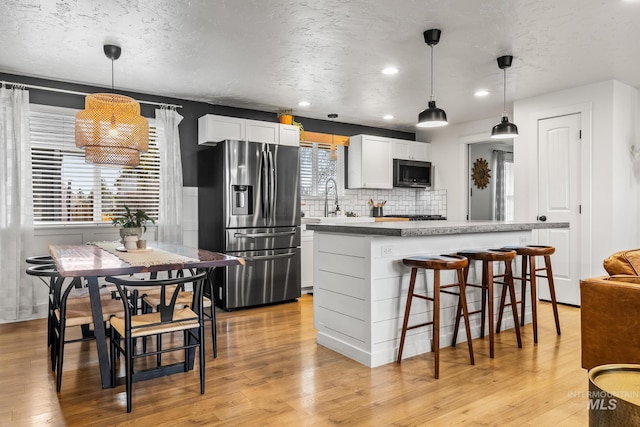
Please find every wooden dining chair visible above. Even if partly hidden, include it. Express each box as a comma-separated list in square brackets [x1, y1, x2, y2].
[140, 269, 218, 358]
[106, 271, 208, 413]
[27, 264, 124, 391]
[26, 256, 57, 348]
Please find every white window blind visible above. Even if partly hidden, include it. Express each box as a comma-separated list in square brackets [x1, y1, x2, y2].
[30, 105, 160, 224]
[299, 142, 337, 196]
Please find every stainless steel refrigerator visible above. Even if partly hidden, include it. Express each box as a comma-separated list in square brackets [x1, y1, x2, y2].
[198, 140, 301, 310]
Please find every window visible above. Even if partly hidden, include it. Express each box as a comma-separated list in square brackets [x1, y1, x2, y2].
[30, 105, 160, 225]
[299, 142, 338, 196]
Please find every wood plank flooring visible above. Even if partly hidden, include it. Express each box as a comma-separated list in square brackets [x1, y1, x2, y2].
[0, 295, 588, 426]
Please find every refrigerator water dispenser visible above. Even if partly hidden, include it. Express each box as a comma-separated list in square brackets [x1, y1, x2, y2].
[231, 185, 253, 215]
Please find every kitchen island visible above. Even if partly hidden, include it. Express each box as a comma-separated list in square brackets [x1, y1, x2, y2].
[305, 220, 569, 367]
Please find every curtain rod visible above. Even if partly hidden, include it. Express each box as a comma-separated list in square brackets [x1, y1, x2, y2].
[0, 80, 183, 109]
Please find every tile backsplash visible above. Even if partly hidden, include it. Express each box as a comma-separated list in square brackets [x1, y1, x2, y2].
[302, 188, 447, 218]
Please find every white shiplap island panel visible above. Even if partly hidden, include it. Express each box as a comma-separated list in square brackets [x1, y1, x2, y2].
[307, 220, 569, 368]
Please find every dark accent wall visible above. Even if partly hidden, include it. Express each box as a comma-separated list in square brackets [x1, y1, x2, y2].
[1, 72, 415, 187]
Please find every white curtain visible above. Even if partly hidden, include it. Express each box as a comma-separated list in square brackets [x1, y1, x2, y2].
[155, 107, 184, 244]
[492, 150, 506, 221]
[0, 87, 34, 322]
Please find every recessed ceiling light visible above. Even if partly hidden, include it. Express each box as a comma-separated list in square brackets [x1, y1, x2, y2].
[297, 100, 311, 107]
[381, 67, 399, 75]
[474, 90, 490, 97]
[383, 114, 394, 120]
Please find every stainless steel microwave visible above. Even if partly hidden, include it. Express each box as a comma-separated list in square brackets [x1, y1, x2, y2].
[393, 159, 431, 188]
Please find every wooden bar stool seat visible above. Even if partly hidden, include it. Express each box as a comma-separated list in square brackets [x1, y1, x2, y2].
[498, 245, 561, 343]
[397, 254, 474, 379]
[454, 249, 522, 358]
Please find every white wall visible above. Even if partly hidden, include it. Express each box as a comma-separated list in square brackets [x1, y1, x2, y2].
[416, 117, 498, 220]
[513, 79, 640, 276]
[420, 79, 640, 278]
[612, 82, 640, 253]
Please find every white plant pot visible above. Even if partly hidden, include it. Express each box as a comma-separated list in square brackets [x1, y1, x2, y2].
[119, 227, 143, 243]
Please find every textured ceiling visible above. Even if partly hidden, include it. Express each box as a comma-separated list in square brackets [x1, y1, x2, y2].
[1, 0, 639, 132]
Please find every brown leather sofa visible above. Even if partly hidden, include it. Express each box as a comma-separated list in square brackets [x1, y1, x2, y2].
[581, 250, 640, 370]
[581, 276, 640, 369]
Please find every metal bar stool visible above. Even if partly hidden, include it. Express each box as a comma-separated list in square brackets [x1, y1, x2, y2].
[397, 254, 474, 379]
[454, 249, 522, 358]
[497, 245, 561, 343]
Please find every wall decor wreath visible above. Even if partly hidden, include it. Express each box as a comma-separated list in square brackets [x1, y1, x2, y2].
[472, 158, 491, 189]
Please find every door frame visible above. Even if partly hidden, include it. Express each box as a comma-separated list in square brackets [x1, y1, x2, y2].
[459, 133, 494, 221]
[467, 140, 514, 221]
[516, 102, 593, 282]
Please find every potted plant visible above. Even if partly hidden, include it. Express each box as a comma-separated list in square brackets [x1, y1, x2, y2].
[112, 205, 155, 241]
[278, 109, 293, 124]
[277, 109, 304, 139]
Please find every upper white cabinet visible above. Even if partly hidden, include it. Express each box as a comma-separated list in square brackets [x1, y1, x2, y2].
[198, 115, 245, 144]
[198, 114, 300, 146]
[279, 124, 301, 147]
[347, 135, 393, 189]
[411, 141, 430, 161]
[391, 138, 430, 161]
[391, 138, 411, 160]
[246, 119, 279, 144]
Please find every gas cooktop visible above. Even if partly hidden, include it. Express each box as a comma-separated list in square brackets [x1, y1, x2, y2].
[384, 214, 447, 221]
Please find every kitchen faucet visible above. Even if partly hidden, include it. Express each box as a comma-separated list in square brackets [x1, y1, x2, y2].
[324, 178, 339, 217]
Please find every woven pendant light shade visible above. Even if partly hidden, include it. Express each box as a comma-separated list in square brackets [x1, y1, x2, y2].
[75, 93, 149, 167]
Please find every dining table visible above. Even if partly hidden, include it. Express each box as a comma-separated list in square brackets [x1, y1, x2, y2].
[48, 241, 243, 389]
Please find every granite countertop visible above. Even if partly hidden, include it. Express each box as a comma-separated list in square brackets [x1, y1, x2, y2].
[304, 220, 570, 237]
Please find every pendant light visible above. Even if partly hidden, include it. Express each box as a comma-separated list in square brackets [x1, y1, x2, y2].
[491, 55, 519, 139]
[75, 44, 149, 167]
[417, 29, 448, 128]
[328, 113, 338, 161]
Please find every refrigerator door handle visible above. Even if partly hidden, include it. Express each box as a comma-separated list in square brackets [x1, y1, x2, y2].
[234, 231, 296, 238]
[267, 150, 276, 223]
[243, 252, 296, 261]
[260, 150, 269, 221]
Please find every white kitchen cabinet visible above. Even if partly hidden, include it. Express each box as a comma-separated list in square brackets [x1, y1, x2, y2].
[391, 138, 411, 160]
[301, 225, 314, 293]
[311, 226, 535, 367]
[198, 114, 245, 145]
[198, 114, 299, 146]
[246, 119, 279, 144]
[411, 141, 430, 161]
[279, 124, 301, 146]
[347, 134, 393, 189]
[391, 138, 430, 161]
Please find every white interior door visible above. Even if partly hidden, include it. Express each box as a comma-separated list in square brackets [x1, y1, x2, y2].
[537, 114, 581, 305]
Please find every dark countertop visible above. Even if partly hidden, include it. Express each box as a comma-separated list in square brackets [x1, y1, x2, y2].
[304, 220, 570, 237]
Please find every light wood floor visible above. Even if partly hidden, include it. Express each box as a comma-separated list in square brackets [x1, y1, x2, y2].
[0, 295, 588, 426]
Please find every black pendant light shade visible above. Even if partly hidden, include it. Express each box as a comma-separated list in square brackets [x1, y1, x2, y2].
[491, 115, 519, 139]
[417, 29, 448, 128]
[491, 55, 518, 139]
[418, 100, 448, 128]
